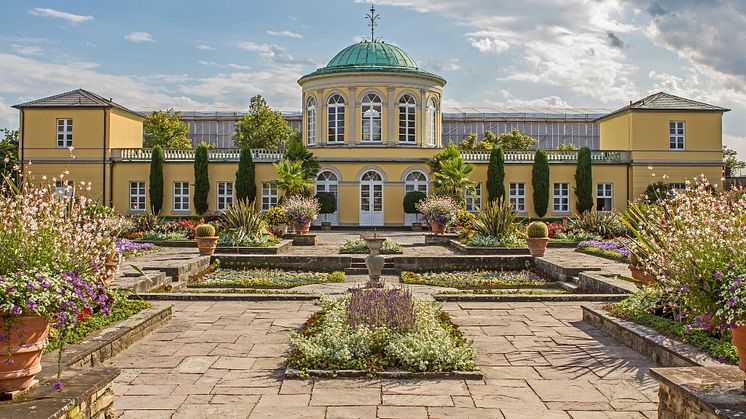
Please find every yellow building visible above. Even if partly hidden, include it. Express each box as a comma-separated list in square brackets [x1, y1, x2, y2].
[13, 41, 729, 226]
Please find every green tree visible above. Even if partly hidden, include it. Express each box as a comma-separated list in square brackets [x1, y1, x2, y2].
[272, 159, 313, 198]
[532, 149, 549, 217]
[575, 146, 593, 213]
[487, 146, 505, 202]
[235, 147, 256, 203]
[149, 146, 164, 214]
[232, 95, 292, 150]
[487, 129, 537, 150]
[0, 128, 19, 178]
[285, 135, 319, 179]
[428, 143, 461, 174]
[434, 157, 476, 204]
[143, 109, 192, 149]
[193, 144, 209, 214]
[724, 145, 745, 177]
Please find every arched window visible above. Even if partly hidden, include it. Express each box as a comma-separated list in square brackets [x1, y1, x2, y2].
[427, 98, 437, 146]
[399, 95, 416, 143]
[404, 170, 428, 194]
[315, 170, 339, 197]
[327, 94, 345, 143]
[361, 93, 382, 142]
[361, 170, 383, 182]
[306, 97, 316, 145]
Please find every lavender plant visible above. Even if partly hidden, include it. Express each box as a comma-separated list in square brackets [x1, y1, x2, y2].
[347, 288, 416, 331]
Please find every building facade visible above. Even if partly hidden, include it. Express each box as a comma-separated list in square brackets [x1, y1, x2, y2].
[13, 40, 729, 226]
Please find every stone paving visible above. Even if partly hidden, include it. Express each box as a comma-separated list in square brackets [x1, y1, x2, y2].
[106, 300, 659, 418]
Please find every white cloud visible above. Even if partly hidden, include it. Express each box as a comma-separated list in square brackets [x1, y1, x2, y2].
[198, 60, 252, 71]
[236, 41, 313, 65]
[29, 8, 92, 24]
[0, 97, 17, 128]
[11, 45, 43, 56]
[486, 90, 571, 108]
[465, 31, 510, 54]
[267, 30, 303, 39]
[197, 44, 215, 51]
[179, 68, 302, 109]
[125, 32, 154, 43]
[419, 58, 460, 72]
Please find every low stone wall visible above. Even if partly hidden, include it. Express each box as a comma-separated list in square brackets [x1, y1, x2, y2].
[535, 255, 602, 282]
[448, 240, 530, 255]
[577, 271, 635, 294]
[135, 239, 194, 247]
[217, 255, 353, 272]
[391, 255, 532, 272]
[652, 366, 746, 418]
[435, 294, 626, 302]
[215, 239, 292, 254]
[424, 233, 458, 245]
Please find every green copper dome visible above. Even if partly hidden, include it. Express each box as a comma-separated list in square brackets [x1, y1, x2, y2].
[299, 41, 445, 84]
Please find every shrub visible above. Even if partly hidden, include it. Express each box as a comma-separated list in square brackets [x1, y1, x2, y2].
[347, 288, 416, 331]
[472, 199, 519, 238]
[235, 146, 256, 203]
[284, 196, 320, 224]
[315, 191, 337, 214]
[546, 221, 565, 238]
[416, 195, 459, 225]
[149, 145, 164, 214]
[467, 234, 503, 247]
[403, 191, 426, 214]
[532, 149, 549, 217]
[220, 200, 267, 237]
[193, 144, 209, 214]
[643, 181, 672, 203]
[527, 221, 548, 238]
[486, 146, 505, 202]
[568, 210, 626, 239]
[339, 238, 403, 254]
[263, 206, 288, 225]
[217, 230, 278, 247]
[575, 146, 593, 213]
[195, 224, 216, 237]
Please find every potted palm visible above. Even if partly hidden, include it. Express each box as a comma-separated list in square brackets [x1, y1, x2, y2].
[285, 196, 320, 235]
[403, 191, 426, 231]
[195, 224, 218, 255]
[315, 192, 336, 230]
[416, 195, 458, 234]
[264, 206, 288, 237]
[526, 221, 549, 257]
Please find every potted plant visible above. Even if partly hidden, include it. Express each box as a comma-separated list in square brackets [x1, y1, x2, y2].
[285, 196, 320, 235]
[264, 206, 288, 237]
[416, 195, 458, 234]
[628, 253, 656, 286]
[195, 224, 218, 255]
[526, 221, 549, 257]
[403, 191, 426, 231]
[315, 192, 337, 231]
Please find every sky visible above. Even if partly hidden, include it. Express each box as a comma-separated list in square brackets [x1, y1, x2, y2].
[1, 0, 745, 156]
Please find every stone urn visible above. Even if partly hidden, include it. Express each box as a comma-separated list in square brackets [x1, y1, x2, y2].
[732, 326, 746, 375]
[362, 235, 386, 288]
[0, 316, 50, 392]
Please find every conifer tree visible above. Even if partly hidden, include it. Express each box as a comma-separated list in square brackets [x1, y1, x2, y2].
[149, 146, 164, 214]
[532, 149, 549, 217]
[487, 146, 505, 202]
[575, 146, 594, 213]
[235, 146, 256, 203]
[193, 143, 210, 214]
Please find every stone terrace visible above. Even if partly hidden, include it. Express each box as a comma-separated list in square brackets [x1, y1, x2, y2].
[106, 300, 658, 418]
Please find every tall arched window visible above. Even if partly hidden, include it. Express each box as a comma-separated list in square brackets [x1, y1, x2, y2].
[306, 97, 316, 145]
[427, 98, 437, 146]
[404, 170, 428, 194]
[399, 95, 416, 143]
[361, 93, 382, 142]
[327, 94, 345, 143]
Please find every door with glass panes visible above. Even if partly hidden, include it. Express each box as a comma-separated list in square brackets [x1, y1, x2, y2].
[359, 170, 384, 226]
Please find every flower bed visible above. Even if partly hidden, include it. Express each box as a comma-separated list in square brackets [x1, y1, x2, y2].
[401, 270, 555, 289]
[576, 240, 630, 263]
[115, 239, 160, 259]
[287, 289, 477, 373]
[339, 237, 402, 254]
[439, 288, 568, 295]
[187, 268, 345, 289]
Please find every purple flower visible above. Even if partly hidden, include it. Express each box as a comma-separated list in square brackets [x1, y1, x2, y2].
[53, 381, 64, 391]
[11, 306, 22, 315]
[714, 272, 724, 280]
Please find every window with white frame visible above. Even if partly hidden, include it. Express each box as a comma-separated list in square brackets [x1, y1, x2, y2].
[173, 182, 190, 211]
[465, 183, 482, 212]
[669, 182, 687, 191]
[398, 95, 416, 143]
[596, 183, 613, 212]
[261, 182, 279, 211]
[327, 94, 345, 143]
[54, 180, 73, 199]
[553, 183, 569, 213]
[509, 183, 526, 212]
[404, 170, 428, 194]
[129, 181, 146, 212]
[361, 93, 382, 142]
[56, 119, 73, 148]
[427, 98, 436, 146]
[306, 97, 316, 145]
[217, 181, 233, 211]
[669, 121, 685, 150]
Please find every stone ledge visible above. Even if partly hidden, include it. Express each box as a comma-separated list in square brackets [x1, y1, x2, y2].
[577, 271, 636, 295]
[448, 239, 530, 255]
[391, 255, 532, 272]
[535, 256, 603, 282]
[435, 293, 627, 302]
[214, 239, 293, 254]
[651, 366, 746, 418]
[217, 255, 353, 272]
[134, 239, 194, 247]
[582, 305, 722, 368]
[424, 233, 458, 245]
[285, 367, 483, 380]
[137, 292, 320, 301]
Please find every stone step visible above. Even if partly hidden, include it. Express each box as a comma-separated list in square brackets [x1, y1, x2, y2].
[344, 268, 400, 275]
[557, 280, 579, 292]
[113, 270, 169, 293]
[350, 262, 394, 269]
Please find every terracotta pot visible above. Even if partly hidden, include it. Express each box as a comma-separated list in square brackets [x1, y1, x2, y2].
[270, 224, 288, 237]
[430, 222, 447, 235]
[733, 326, 746, 374]
[526, 237, 549, 257]
[294, 221, 311, 235]
[628, 264, 656, 286]
[0, 315, 50, 392]
[104, 257, 120, 285]
[195, 236, 218, 256]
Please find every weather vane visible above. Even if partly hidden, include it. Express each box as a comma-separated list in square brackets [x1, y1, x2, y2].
[366, 3, 380, 42]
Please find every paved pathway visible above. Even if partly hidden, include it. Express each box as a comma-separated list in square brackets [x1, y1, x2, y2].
[107, 301, 658, 418]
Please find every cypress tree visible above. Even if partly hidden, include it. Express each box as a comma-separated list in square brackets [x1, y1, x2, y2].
[235, 146, 256, 203]
[532, 149, 549, 217]
[193, 144, 209, 214]
[148, 145, 164, 214]
[575, 146, 593, 213]
[486, 146, 505, 202]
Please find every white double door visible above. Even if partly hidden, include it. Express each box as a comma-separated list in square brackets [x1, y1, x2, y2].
[359, 171, 384, 226]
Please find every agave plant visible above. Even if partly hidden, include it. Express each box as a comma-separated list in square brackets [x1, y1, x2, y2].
[472, 199, 519, 238]
[569, 210, 626, 239]
[219, 199, 267, 237]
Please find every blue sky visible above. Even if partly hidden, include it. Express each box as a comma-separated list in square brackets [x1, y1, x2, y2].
[1, 0, 746, 157]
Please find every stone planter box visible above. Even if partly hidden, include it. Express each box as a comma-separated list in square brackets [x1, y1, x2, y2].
[577, 271, 636, 295]
[652, 366, 746, 418]
[424, 233, 458, 245]
[286, 234, 317, 246]
[215, 239, 292, 255]
[391, 255, 532, 272]
[547, 241, 580, 248]
[285, 367, 483, 380]
[448, 239, 530, 255]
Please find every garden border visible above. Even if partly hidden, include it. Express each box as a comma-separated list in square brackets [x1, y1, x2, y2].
[448, 240, 530, 255]
[435, 293, 627, 302]
[284, 367, 483, 380]
[215, 239, 293, 254]
[135, 292, 320, 301]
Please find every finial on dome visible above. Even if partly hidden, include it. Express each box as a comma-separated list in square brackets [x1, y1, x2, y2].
[366, 3, 380, 42]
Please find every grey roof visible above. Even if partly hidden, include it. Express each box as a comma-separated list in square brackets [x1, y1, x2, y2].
[13, 89, 144, 119]
[598, 92, 730, 121]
